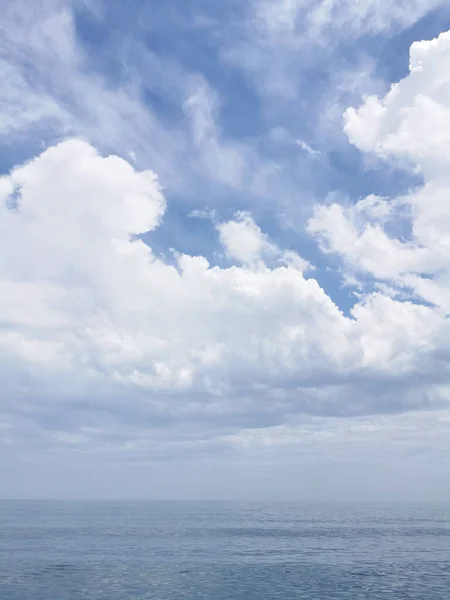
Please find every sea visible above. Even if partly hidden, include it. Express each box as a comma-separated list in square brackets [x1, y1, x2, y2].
[1, 500, 449, 599]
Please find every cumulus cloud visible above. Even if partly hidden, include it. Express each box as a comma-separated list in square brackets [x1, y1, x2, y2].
[217, 211, 311, 270]
[217, 211, 278, 264]
[310, 30, 450, 311]
[1, 141, 351, 410]
[344, 30, 450, 177]
[2, 137, 450, 464]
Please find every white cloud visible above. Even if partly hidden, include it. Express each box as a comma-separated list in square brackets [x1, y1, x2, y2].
[217, 211, 311, 271]
[344, 30, 450, 177]
[295, 139, 321, 159]
[221, 0, 447, 173]
[255, 0, 447, 43]
[1, 138, 450, 439]
[182, 78, 291, 196]
[1, 142, 353, 406]
[0, 0, 298, 211]
[217, 211, 277, 264]
[0, 0, 191, 191]
[310, 30, 450, 311]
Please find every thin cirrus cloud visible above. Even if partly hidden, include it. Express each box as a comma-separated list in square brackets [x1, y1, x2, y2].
[0, 0, 301, 209]
[2, 0, 450, 500]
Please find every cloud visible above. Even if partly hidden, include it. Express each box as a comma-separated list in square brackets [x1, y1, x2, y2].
[182, 80, 254, 190]
[217, 211, 311, 271]
[0, 0, 301, 213]
[255, 0, 447, 42]
[344, 30, 450, 176]
[1, 141, 350, 411]
[3, 5, 450, 499]
[222, 0, 447, 161]
[217, 211, 278, 264]
[2, 137, 450, 465]
[309, 30, 450, 311]
[296, 139, 322, 159]
[0, 0, 188, 185]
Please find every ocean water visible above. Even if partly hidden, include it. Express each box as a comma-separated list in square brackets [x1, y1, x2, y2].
[1, 501, 449, 599]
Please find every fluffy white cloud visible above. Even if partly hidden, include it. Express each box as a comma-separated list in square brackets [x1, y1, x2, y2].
[218, 211, 276, 264]
[217, 211, 310, 271]
[1, 137, 449, 450]
[344, 30, 450, 175]
[310, 30, 450, 311]
[1, 141, 349, 405]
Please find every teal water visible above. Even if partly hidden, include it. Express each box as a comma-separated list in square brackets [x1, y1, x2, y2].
[1, 501, 449, 599]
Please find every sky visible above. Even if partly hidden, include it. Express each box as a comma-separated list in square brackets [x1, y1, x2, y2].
[2, 0, 450, 502]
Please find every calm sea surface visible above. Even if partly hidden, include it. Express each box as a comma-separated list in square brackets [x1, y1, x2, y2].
[1, 500, 449, 599]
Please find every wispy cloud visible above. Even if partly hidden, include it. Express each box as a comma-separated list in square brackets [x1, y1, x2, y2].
[296, 139, 322, 159]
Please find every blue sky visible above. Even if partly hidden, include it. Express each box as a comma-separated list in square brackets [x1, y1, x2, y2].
[2, 0, 450, 500]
